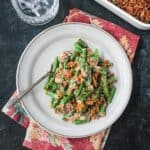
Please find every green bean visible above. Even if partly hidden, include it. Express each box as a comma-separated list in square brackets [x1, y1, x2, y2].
[108, 87, 116, 103]
[96, 88, 101, 98]
[63, 62, 67, 69]
[108, 76, 116, 84]
[74, 47, 82, 53]
[44, 73, 53, 90]
[71, 53, 76, 61]
[51, 98, 59, 108]
[62, 113, 72, 120]
[51, 98, 55, 107]
[46, 79, 55, 88]
[51, 83, 57, 91]
[84, 64, 92, 83]
[59, 62, 63, 68]
[61, 95, 72, 104]
[73, 119, 89, 125]
[44, 82, 50, 91]
[91, 49, 99, 60]
[101, 68, 107, 75]
[74, 43, 83, 53]
[99, 103, 107, 116]
[68, 79, 76, 88]
[78, 91, 92, 101]
[46, 91, 58, 99]
[47, 72, 53, 82]
[52, 57, 59, 73]
[71, 68, 76, 75]
[103, 86, 109, 97]
[87, 70, 92, 84]
[77, 39, 88, 48]
[74, 83, 84, 96]
[83, 48, 87, 62]
[79, 59, 85, 69]
[101, 68, 109, 97]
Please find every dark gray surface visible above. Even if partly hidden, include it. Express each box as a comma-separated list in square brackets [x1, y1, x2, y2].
[0, 0, 150, 149]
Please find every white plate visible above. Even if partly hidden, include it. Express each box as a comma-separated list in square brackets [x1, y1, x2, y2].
[16, 23, 132, 138]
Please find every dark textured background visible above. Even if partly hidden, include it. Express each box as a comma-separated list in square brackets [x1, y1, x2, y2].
[0, 0, 150, 149]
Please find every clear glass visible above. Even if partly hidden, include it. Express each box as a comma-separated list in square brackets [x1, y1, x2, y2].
[11, 0, 59, 25]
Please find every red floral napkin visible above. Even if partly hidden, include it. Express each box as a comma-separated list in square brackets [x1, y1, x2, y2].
[2, 8, 140, 150]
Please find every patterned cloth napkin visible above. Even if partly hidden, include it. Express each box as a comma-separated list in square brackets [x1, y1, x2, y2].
[2, 8, 140, 150]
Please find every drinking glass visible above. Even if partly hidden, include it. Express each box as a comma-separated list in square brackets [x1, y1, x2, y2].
[11, 0, 59, 25]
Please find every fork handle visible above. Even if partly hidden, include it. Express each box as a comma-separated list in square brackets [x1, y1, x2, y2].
[6, 71, 50, 108]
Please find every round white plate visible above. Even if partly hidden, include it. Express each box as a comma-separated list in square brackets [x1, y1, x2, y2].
[16, 23, 132, 138]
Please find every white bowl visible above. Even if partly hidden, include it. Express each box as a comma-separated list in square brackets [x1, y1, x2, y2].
[16, 23, 132, 138]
